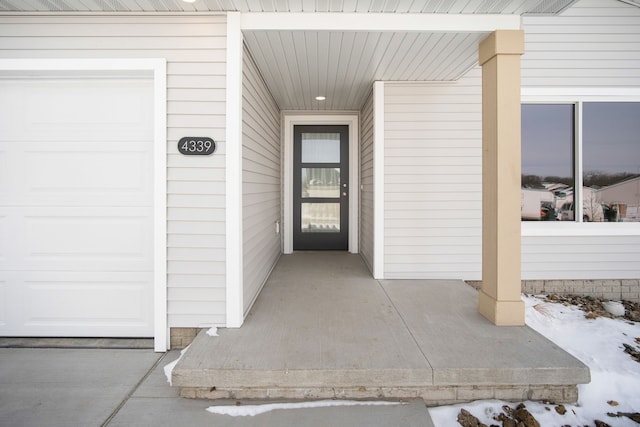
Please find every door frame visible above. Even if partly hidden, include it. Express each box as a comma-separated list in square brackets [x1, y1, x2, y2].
[283, 114, 359, 254]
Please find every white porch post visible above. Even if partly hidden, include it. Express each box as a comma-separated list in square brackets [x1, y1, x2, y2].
[478, 30, 526, 326]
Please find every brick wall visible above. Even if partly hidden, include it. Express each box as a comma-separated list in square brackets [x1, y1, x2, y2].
[169, 328, 204, 349]
[466, 280, 640, 302]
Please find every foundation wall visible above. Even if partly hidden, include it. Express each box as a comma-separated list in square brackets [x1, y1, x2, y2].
[467, 280, 640, 302]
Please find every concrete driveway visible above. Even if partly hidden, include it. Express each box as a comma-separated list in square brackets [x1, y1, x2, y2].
[0, 347, 434, 426]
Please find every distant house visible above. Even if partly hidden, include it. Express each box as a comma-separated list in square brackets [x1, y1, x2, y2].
[0, 0, 639, 350]
[597, 176, 640, 221]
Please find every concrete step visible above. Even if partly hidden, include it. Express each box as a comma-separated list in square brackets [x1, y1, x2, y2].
[171, 253, 590, 405]
[172, 329, 586, 404]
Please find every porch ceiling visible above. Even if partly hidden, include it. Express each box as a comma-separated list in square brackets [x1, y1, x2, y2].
[244, 29, 486, 110]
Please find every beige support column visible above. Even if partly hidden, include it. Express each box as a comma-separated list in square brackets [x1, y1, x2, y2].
[478, 30, 525, 326]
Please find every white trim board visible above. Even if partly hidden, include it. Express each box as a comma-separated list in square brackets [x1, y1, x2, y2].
[0, 58, 168, 352]
[225, 11, 244, 328]
[372, 82, 385, 279]
[522, 87, 640, 102]
[283, 114, 360, 254]
[241, 12, 521, 32]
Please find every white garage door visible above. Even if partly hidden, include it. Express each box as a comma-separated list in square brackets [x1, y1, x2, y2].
[0, 74, 155, 337]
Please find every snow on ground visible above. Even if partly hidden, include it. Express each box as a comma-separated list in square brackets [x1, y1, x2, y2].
[429, 295, 640, 427]
[163, 345, 189, 386]
[206, 400, 402, 417]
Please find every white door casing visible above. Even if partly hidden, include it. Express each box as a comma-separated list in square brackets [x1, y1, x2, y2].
[283, 114, 359, 254]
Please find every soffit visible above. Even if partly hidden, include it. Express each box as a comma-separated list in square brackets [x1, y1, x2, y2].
[244, 30, 486, 110]
[0, 0, 581, 14]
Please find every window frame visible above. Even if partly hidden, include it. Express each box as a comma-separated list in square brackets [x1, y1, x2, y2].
[521, 88, 640, 236]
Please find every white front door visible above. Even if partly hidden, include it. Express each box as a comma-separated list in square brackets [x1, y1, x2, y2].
[0, 75, 155, 337]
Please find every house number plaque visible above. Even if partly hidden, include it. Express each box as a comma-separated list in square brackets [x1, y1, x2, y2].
[178, 137, 216, 155]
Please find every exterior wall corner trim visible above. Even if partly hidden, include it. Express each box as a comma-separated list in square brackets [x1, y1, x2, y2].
[373, 81, 385, 279]
[225, 11, 244, 328]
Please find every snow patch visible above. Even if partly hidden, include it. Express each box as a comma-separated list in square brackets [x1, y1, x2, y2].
[206, 326, 218, 336]
[603, 301, 625, 317]
[206, 400, 402, 417]
[163, 345, 190, 386]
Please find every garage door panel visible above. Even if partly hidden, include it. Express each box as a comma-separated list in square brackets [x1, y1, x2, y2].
[2, 141, 152, 207]
[5, 272, 153, 337]
[0, 278, 6, 328]
[1, 79, 153, 142]
[0, 210, 19, 267]
[27, 80, 152, 126]
[0, 272, 23, 331]
[0, 271, 154, 336]
[22, 149, 151, 203]
[24, 275, 152, 326]
[0, 149, 7, 185]
[0, 213, 6, 262]
[20, 209, 152, 271]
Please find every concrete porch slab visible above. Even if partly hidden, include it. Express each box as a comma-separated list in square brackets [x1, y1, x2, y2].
[172, 253, 589, 404]
[380, 280, 590, 386]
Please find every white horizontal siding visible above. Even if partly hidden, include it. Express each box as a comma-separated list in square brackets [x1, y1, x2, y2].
[242, 44, 281, 314]
[359, 89, 375, 273]
[522, 0, 640, 88]
[383, 70, 482, 279]
[520, 0, 640, 281]
[523, 235, 640, 279]
[0, 14, 228, 327]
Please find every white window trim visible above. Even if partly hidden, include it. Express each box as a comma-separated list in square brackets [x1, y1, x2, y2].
[282, 113, 360, 254]
[0, 58, 168, 351]
[522, 87, 640, 237]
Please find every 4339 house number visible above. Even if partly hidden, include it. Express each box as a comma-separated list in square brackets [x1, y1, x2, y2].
[178, 137, 216, 155]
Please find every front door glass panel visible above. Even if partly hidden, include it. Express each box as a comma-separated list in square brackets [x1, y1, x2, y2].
[302, 168, 341, 198]
[301, 203, 340, 233]
[301, 133, 340, 163]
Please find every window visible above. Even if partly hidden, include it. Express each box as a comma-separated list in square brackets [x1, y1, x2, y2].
[521, 104, 574, 221]
[522, 102, 640, 222]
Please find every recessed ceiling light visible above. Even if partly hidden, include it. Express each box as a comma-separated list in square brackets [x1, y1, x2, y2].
[315, 96, 326, 101]
[182, 0, 196, 3]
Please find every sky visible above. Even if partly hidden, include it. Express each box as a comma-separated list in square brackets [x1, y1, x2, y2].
[522, 102, 640, 179]
[583, 103, 640, 175]
[521, 104, 574, 178]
